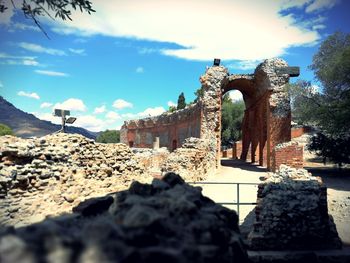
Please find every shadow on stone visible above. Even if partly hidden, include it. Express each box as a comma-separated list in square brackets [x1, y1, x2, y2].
[0, 173, 249, 263]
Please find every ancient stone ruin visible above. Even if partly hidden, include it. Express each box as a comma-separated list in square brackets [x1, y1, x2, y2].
[121, 58, 303, 173]
[0, 173, 249, 263]
[0, 133, 148, 226]
[248, 165, 342, 250]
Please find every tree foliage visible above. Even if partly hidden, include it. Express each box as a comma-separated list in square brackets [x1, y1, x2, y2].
[308, 133, 350, 167]
[177, 92, 186, 110]
[221, 94, 245, 146]
[167, 106, 176, 113]
[288, 32, 350, 166]
[0, 123, 14, 136]
[0, 0, 95, 38]
[96, 130, 120, 144]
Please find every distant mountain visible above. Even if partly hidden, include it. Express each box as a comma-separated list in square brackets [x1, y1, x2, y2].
[0, 96, 98, 139]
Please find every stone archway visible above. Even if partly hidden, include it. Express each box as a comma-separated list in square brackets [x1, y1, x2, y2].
[199, 58, 298, 170]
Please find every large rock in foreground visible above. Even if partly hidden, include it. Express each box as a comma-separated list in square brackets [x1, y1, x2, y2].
[0, 173, 248, 263]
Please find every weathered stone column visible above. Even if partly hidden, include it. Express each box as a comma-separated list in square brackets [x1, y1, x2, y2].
[199, 66, 229, 168]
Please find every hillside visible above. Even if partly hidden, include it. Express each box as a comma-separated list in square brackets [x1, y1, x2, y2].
[0, 96, 97, 139]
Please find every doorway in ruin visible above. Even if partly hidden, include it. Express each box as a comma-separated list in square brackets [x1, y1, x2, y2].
[209, 59, 298, 171]
[220, 90, 245, 159]
[220, 77, 269, 166]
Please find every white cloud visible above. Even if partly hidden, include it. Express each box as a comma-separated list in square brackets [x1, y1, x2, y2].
[0, 81, 3, 88]
[121, 106, 166, 120]
[227, 60, 261, 70]
[74, 115, 105, 132]
[35, 70, 69, 77]
[74, 38, 88, 43]
[106, 111, 121, 120]
[12, 22, 40, 32]
[0, 52, 40, 66]
[44, 0, 333, 61]
[136, 66, 144, 73]
[137, 106, 166, 117]
[94, 105, 106, 114]
[305, 0, 338, 13]
[0, 3, 14, 24]
[18, 42, 66, 56]
[34, 112, 61, 124]
[138, 47, 158, 55]
[54, 98, 87, 112]
[312, 24, 326, 30]
[22, 59, 39, 66]
[112, 99, 133, 109]
[34, 111, 105, 131]
[40, 102, 53, 108]
[121, 113, 137, 120]
[17, 91, 40, 100]
[167, 101, 176, 107]
[228, 90, 243, 102]
[69, 48, 86, 55]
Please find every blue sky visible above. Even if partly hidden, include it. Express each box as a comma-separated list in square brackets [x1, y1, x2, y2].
[0, 0, 349, 132]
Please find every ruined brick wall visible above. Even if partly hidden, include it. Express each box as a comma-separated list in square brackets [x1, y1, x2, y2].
[271, 141, 303, 172]
[291, 126, 312, 139]
[121, 103, 202, 149]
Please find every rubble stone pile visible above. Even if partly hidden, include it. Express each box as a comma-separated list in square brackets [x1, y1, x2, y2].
[0, 133, 148, 227]
[161, 137, 216, 181]
[0, 173, 249, 263]
[133, 147, 170, 176]
[248, 165, 342, 250]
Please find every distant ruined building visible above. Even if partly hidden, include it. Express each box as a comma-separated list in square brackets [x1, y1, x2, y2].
[121, 58, 303, 172]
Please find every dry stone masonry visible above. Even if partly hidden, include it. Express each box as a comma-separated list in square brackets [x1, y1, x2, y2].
[0, 133, 148, 227]
[0, 173, 249, 263]
[248, 165, 342, 250]
[161, 137, 216, 182]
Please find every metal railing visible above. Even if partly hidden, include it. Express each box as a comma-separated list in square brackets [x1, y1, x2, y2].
[188, 181, 258, 221]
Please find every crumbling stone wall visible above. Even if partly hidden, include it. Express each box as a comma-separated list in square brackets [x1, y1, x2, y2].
[161, 137, 216, 181]
[121, 58, 300, 173]
[248, 165, 342, 250]
[0, 133, 149, 227]
[0, 173, 249, 263]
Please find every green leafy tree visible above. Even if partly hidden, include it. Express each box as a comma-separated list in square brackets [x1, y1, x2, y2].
[285, 80, 322, 125]
[194, 86, 205, 102]
[0, 123, 14, 136]
[167, 106, 177, 113]
[289, 32, 350, 166]
[308, 133, 350, 167]
[177, 92, 186, 110]
[221, 94, 245, 146]
[309, 32, 350, 137]
[0, 0, 95, 38]
[96, 130, 120, 143]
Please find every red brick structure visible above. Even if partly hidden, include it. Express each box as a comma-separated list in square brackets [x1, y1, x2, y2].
[271, 142, 304, 172]
[121, 58, 301, 172]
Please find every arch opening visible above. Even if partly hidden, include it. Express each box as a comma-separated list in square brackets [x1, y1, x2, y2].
[221, 78, 269, 167]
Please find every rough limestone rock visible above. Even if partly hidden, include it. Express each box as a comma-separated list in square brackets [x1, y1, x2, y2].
[161, 137, 215, 181]
[0, 173, 249, 263]
[248, 165, 342, 250]
[0, 133, 150, 227]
